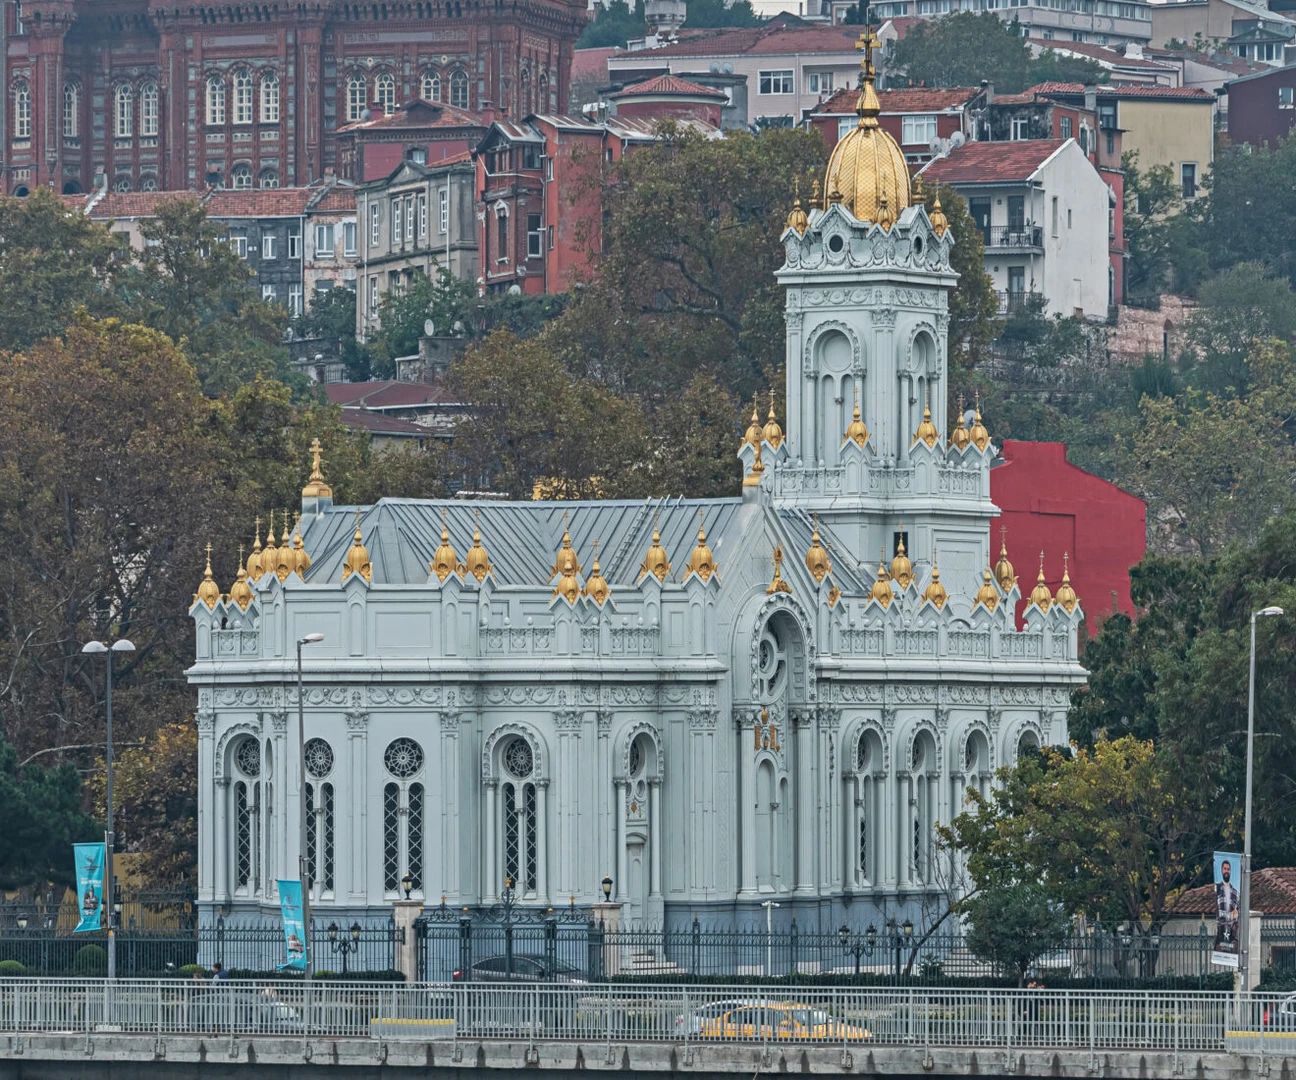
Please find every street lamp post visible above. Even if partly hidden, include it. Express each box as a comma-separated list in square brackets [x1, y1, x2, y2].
[81, 638, 135, 984]
[1241, 605, 1283, 992]
[327, 922, 362, 975]
[297, 633, 324, 971]
[838, 923, 877, 976]
[761, 900, 780, 976]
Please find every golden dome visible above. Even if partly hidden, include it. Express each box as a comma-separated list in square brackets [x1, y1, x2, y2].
[869, 555, 894, 608]
[229, 545, 254, 610]
[1055, 552, 1079, 613]
[805, 514, 831, 584]
[994, 529, 1016, 592]
[584, 539, 610, 605]
[194, 543, 222, 610]
[969, 396, 991, 452]
[743, 438, 765, 488]
[638, 520, 671, 583]
[785, 194, 809, 236]
[823, 73, 912, 227]
[464, 510, 493, 582]
[843, 387, 870, 449]
[274, 512, 294, 582]
[550, 513, 582, 598]
[261, 512, 279, 578]
[744, 394, 763, 448]
[912, 403, 939, 449]
[929, 193, 949, 238]
[246, 517, 265, 580]
[923, 554, 947, 610]
[890, 530, 914, 589]
[291, 513, 311, 579]
[1029, 552, 1053, 612]
[431, 508, 460, 582]
[763, 390, 784, 451]
[302, 437, 333, 500]
[684, 511, 717, 582]
[949, 395, 971, 452]
[974, 568, 1000, 612]
[342, 509, 372, 583]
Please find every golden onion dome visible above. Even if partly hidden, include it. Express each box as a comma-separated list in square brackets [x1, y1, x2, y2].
[763, 391, 784, 451]
[246, 517, 265, 580]
[890, 532, 914, 589]
[969, 399, 991, 452]
[994, 532, 1016, 593]
[292, 516, 311, 580]
[843, 388, 870, 449]
[342, 510, 372, 583]
[949, 395, 971, 452]
[639, 523, 671, 583]
[261, 511, 279, 578]
[584, 539, 611, 606]
[684, 512, 717, 582]
[974, 568, 1000, 612]
[274, 512, 294, 582]
[301, 437, 333, 500]
[1055, 552, 1079, 613]
[912, 403, 939, 449]
[431, 508, 460, 582]
[551, 514, 582, 581]
[194, 543, 222, 610]
[1029, 553, 1053, 612]
[805, 515, 831, 584]
[929, 193, 949, 238]
[229, 545, 254, 610]
[869, 556, 894, 608]
[464, 511, 493, 582]
[785, 196, 809, 236]
[923, 558, 947, 610]
[823, 75, 912, 227]
[744, 395, 763, 448]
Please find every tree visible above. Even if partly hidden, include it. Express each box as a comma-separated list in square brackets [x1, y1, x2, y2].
[684, 0, 762, 28]
[1027, 49, 1108, 87]
[890, 14, 1030, 92]
[577, 0, 645, 48]
[293, 286, 371, 383]
[963, 883, 1070, 985]
[1122, 151, 1183, 303]
[368, 268, 475, 380]
[1192, 138, 1296, 285]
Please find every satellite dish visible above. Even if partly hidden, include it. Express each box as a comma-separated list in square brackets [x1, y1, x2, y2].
[928, 137, 942, 156]
[950, 130, 966, 148]
[723, 62, 733, 74]
[360, 108, 372, 121]
[710, 61, 720, 73]
[508, 284, 522, 295]
[423, 318, 435, 337]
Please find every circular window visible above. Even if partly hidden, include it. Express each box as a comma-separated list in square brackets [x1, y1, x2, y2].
[305, 738, 334, 779]
[756, 625, 788, 702]
[965, 736, 979, 772]
[234, 738, 261, 778]
[827, 233, 845, 254]
[504, 738, 534, 779]
[384, 737, 424, 778]
[914, 235, 924, 256]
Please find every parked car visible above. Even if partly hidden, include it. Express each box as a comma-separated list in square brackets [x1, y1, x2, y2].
[452, 954, 586, 983]
[185, 989, 303, 1033]
[699, 1003, 871, 1042]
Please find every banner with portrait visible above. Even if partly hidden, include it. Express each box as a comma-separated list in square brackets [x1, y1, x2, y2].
[73, 843, 106, 933]
[1212, 850, 1242, 968]
[277, 879, 309, 971]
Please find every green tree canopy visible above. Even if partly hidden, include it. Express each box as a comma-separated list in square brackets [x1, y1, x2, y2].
[368, 268, 475, 380]
[890, 13, 1030, 91]
[1180, 263, 1296, 395]
[577, 0, 646, 48]
[963, 883, 1071, 985]
[684, 0, 762, 27]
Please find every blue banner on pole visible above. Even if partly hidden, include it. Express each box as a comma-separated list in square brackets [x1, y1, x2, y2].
[277, 879, 308, 971]
[73, 843, 106, 933]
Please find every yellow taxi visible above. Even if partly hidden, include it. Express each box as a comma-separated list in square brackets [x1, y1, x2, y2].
[698, 1003, 871, 1042]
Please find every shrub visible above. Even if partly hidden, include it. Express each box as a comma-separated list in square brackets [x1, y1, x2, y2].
[0, 960, 26, 977]
[178, 964, 206, 978]
[73, 944, 107, 973]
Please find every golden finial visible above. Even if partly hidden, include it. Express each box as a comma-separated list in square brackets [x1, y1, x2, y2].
[639, 512, 671, 583]
[755, 707, 765, 751]
[464, 509, 493, 582]
[261, 510, 279, 574]
[810, 178, 822, 211]
[291, 511, 311, 579]
[912, 173, 924, 201]
[929, 192, 949, 238]
[302, 437, 333, 499]
[342, 508, 372, 583]
[229, 544, 254, 610]
[431, 507, 460, 582]
[246, 516, 265, 580]
[912, 388, 939, 448]
[584, 538, 610, 605]
[890, 526, 914, 588]
[551, 511, 581, 602]
[843, 386, 870, 448]
[974, 567, 1000, 612]
[949, 394, 971, 452]
[969, 392, 991, 452]
[275, 510, 294, 582]
[743, 438, 765, 487]
[744, 393, 763, 448]
[994, 526, 1016, 592]
[827, 584, 841, 607]
[876, 193, 894, 232]
[1029, 551, 1053, 612]
[194, 542, 221, 609]
[785, 178, 809, 236]
[852, 25, 883, 129]
[766, 545, 792, 595]
[1055, 552, 1079, 613]
[870, 549, 893, 608]
[804, 513, 831, 584]
[763, 390, 784, 450]
[923, 548, 947, 610]
[684, 509, 717, 582]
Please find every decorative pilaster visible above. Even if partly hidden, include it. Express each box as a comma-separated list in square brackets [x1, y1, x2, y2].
[345, 711, 368, 900]
[736, 707, 758, 897]
[439, 710, 461, 901]
[793, 709, 815, 895]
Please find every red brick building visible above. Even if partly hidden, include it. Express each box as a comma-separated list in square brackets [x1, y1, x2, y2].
[990, 440, 1146, 636]
[337, 99, 488, 183]
[2, 0, 585, 197]
[808, 86, 988, 163]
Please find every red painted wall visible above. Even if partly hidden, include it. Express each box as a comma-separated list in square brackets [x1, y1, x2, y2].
[990, 440, 1146, 636]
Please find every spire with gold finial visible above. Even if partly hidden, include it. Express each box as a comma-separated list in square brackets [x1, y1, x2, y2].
[639, 512, 672, 583]
[302, 437, 333, 499]
[342, 508, 372, 583]
[464, 509, 493, 582]
[246, 516, 265, 580]
[969, 392, 991, 452]
[763, 390, 784, 450]
[743, 393, 763, 449]
[843, 386, 870, 448]
[890, 526, 914, 588]
[261, 511, 279, 578]
[431, 507, 460, 582]
[876, 192, 894, 231]
[994, 526, 1016, 592]
[743, 437, 765, 487]
[805, 513, 831, 584]
[929, 191, 949, 238]
[785, 177, 809, 236]
[1029, 551, 1053, 612]
[551, 511, 582, 602]
[1055, 552, 1079, 613]
[912, 387, 939, 448]
[291, 512, 311, 579]
[229, 544, 254, 610]
[974, 567, 1000, 612]
[274, 511, 294, 582]
[766, 545, 792, 595]
[923, 547, 947, 610]
[949, 394, 971, 452]
[870, 549, 894, 608]
[684, 510, 717, 582]
[194, 543, 222, 610]
[584, 538, 610, 606]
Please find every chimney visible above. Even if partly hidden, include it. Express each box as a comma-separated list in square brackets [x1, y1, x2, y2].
[481, 100, 497, 125]
[1084, 83, 1098, 112]
[980, 79, 994, 106]
[1124, 41, 1144, 59]
[371, 99, 387, 116]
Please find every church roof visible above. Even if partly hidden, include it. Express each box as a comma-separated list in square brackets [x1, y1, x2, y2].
[612, 74, 728, 99]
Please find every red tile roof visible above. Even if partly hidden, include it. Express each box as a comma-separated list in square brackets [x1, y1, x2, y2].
[311, 186, 358, 213]
[85, 191, 203, 219]
[572, 45, 620, 82]
[880, 15, 922, 39]
[1148, 46, 1267, 76]
[1028, 38, 1173, 70]
[1168, 868, 1296, 916]
[203, 187, 317, 217]
[340, 408, 432, 436]
[1031, 81, 1214, 99]
[812, 86, 981, 115]
[628, 24, 859, 58]
[338, 99, 486, 133]
[324, 380, 457, 410]
[919, 138, 1067, 183]
[614, 73, 728, 99]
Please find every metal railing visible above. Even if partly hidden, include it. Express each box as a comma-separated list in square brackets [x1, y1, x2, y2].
[986, 224, 1044, 249]
[0, 979, 1267, 1052]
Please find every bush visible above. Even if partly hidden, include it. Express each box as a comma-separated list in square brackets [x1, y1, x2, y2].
[73, 944, 107, 973]
[0, 959, 26, 977]
[177, 964, 206, 978]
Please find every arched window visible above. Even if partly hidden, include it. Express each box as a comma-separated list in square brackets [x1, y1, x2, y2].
[231, 163, 252, 189]
[963, 729, 990, 804]
[12, 80, 30, 140]
[114, 84, 133, 139]
[907, 731, 938, 885]
[420, 71, 440, 102]
[113, 175, 132, 193]
[539, 72, 550, 112]
[63, 82, 79, 139]
[260, 71, 279, 123]
[1017, 728, 1040, 761]
[519, 68, 531, 114]
[259, 168, 279, 189]
[140, 82, 158, 138]
[854, 729, 883, 886]
[139, 174, 158, 192]
[346, 73, 367, 122]
[382, 738, 425, 895]
[304, 738, 335, 895]
[206, 75, 226, 126]
[449, 69, 468, 109]
[232, 737, 261, 892]
[374, 72, 395, 114]
[233, 69, 253, 125]
[500, 737, 538, 893]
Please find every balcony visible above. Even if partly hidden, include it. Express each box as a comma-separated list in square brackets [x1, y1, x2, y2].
[986, 224, 1044, 251]
[996, 290, 1032, 315]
